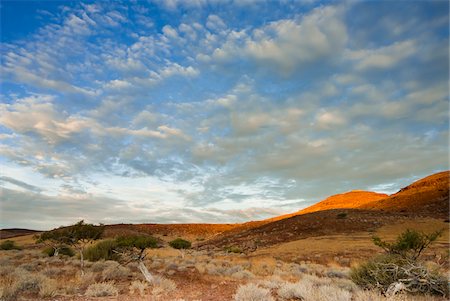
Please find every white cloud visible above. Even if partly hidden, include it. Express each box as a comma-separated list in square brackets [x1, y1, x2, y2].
[206, 15, 226, 32]
[208, 6, 347, 74]
[347, 40, 416, 71]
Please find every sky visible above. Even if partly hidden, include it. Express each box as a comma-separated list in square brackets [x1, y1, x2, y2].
[0, 0, 448, 230]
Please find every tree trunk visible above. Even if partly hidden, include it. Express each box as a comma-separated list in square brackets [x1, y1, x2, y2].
[138, 260, 154, 284]
[178, 249, 185, 258]
[54, 247, 60, 257]
[79, 249, 85, 276]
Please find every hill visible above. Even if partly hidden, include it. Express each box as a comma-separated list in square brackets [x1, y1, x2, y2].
[0, 228, 42, 239]
[359, 171, 449, 218]
[267, 190, 387, 222]
[198, 171, 449, 251]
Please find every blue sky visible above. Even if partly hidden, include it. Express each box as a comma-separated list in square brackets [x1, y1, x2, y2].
[0, 0, 448, 230]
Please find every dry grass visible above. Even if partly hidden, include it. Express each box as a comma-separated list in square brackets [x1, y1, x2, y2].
[129, 280, 148, 296]
[0, 241, 448, 301]
[85, 281, 118, 297]
[234, 283, 274, 301]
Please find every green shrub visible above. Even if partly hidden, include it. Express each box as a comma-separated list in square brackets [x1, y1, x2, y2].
[372, 228, 443, 260]
[336, 212, 347, 219]
[115, 235, 158, 250]
[42, 246, 75, 257]
[169, 238, 191, 249]
[351, 229, 448, 297]
[84, 239, 119, 262]
[0, 240, 22, 250]
[224, 246, 242, 253]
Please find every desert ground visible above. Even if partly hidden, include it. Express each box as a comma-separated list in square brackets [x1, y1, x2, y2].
[1, 171, 449, 300]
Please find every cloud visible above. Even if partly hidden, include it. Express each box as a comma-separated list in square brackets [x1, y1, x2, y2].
[207, 5, 347, 74]
[0, 176, 43, 193]
[347, 40, 417, 71]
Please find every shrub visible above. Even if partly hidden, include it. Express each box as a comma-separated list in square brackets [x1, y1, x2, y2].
[372, 228, 443, 260]
[115, 235, 158, 249]
[42, 246, 75, 257]
[231, 270, 255, 279]
[38, 277, 58, 298]
[234, 283, 274, 301]
[85, 281, 118, 297]
[129, 280, 148, 296]
[0, 240, 21, 250]
[336, 212, 347, 219]
[277, 282, 304, 300]
[84, 239, 119, 261]
[351, 229, 448, 297]
[169, 238, 191, 249]
[101, 261, 130, 281]
[225, 246, 242, 253]
[152, 277, 176, 295]
[351, 254, 448, 296]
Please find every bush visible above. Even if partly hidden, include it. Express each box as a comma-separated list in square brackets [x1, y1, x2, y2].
[101, 261, 130, 281]
[129, 280, 148, 296]
[152, 277, 176, 295]
[372, 228, 443, 260]
[0, 240, 21, 250]
[85, 281, 118, 297]
[350, 254, 448, 296]
[169, 238, 191, 249]
[42, 246, 75, 257]
[84, 239, 119, 262]
[115, 235, 158, 250]
[225, 246, 242, 253]
[336, 212, 347, 219]
[351, 229, 448, 297]
[234, 283, 274, 301]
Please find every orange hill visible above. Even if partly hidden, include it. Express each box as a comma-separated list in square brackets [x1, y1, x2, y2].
[199, 171, 449, 251]
[267, 191, 387, 222]
[360, 171, 449, 218]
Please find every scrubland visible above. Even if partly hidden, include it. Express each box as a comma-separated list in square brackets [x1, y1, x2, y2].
[0, 241, 448, 301]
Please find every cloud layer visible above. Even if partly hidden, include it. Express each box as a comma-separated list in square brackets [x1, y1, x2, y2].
[0, 1, 448, 229]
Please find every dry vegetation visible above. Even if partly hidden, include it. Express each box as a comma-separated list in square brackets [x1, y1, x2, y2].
[0, 238, 447, 301]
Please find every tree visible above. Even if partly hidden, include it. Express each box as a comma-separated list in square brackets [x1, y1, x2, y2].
[372, 228, 443, 260]
[39, 221, 104, 275]
[114, 235, 159, 283]
[64, 220, 104, 275]
[35, 228, 70, 257]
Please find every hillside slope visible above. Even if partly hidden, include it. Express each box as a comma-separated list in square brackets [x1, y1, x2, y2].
[360, 171, 449, 218]
[267, 191, 387, 222]
[199, 171, 449, 251]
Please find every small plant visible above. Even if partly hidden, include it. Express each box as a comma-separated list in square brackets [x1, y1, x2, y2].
[38, 277, 58, 298]
[101, 261, 130, 281]
[0, 240, 21, 250]
[169, 238, 191, 249]
[84, 239, 119, 261]
[225, 246, 242, 253]
[351, 229, 448, 297]
[234, 283, 274, 301]
[42, 246, 74, 257]
[372, 228, 443, 260]
[85, 281, 118, 297]
[152, 277, 176, 295]
[129, 280, 148, 296]
[277, 282, 303, 300]
[336, 212, 347, 219]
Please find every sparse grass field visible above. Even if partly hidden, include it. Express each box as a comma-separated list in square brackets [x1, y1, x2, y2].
[1, 217, 448, 301]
